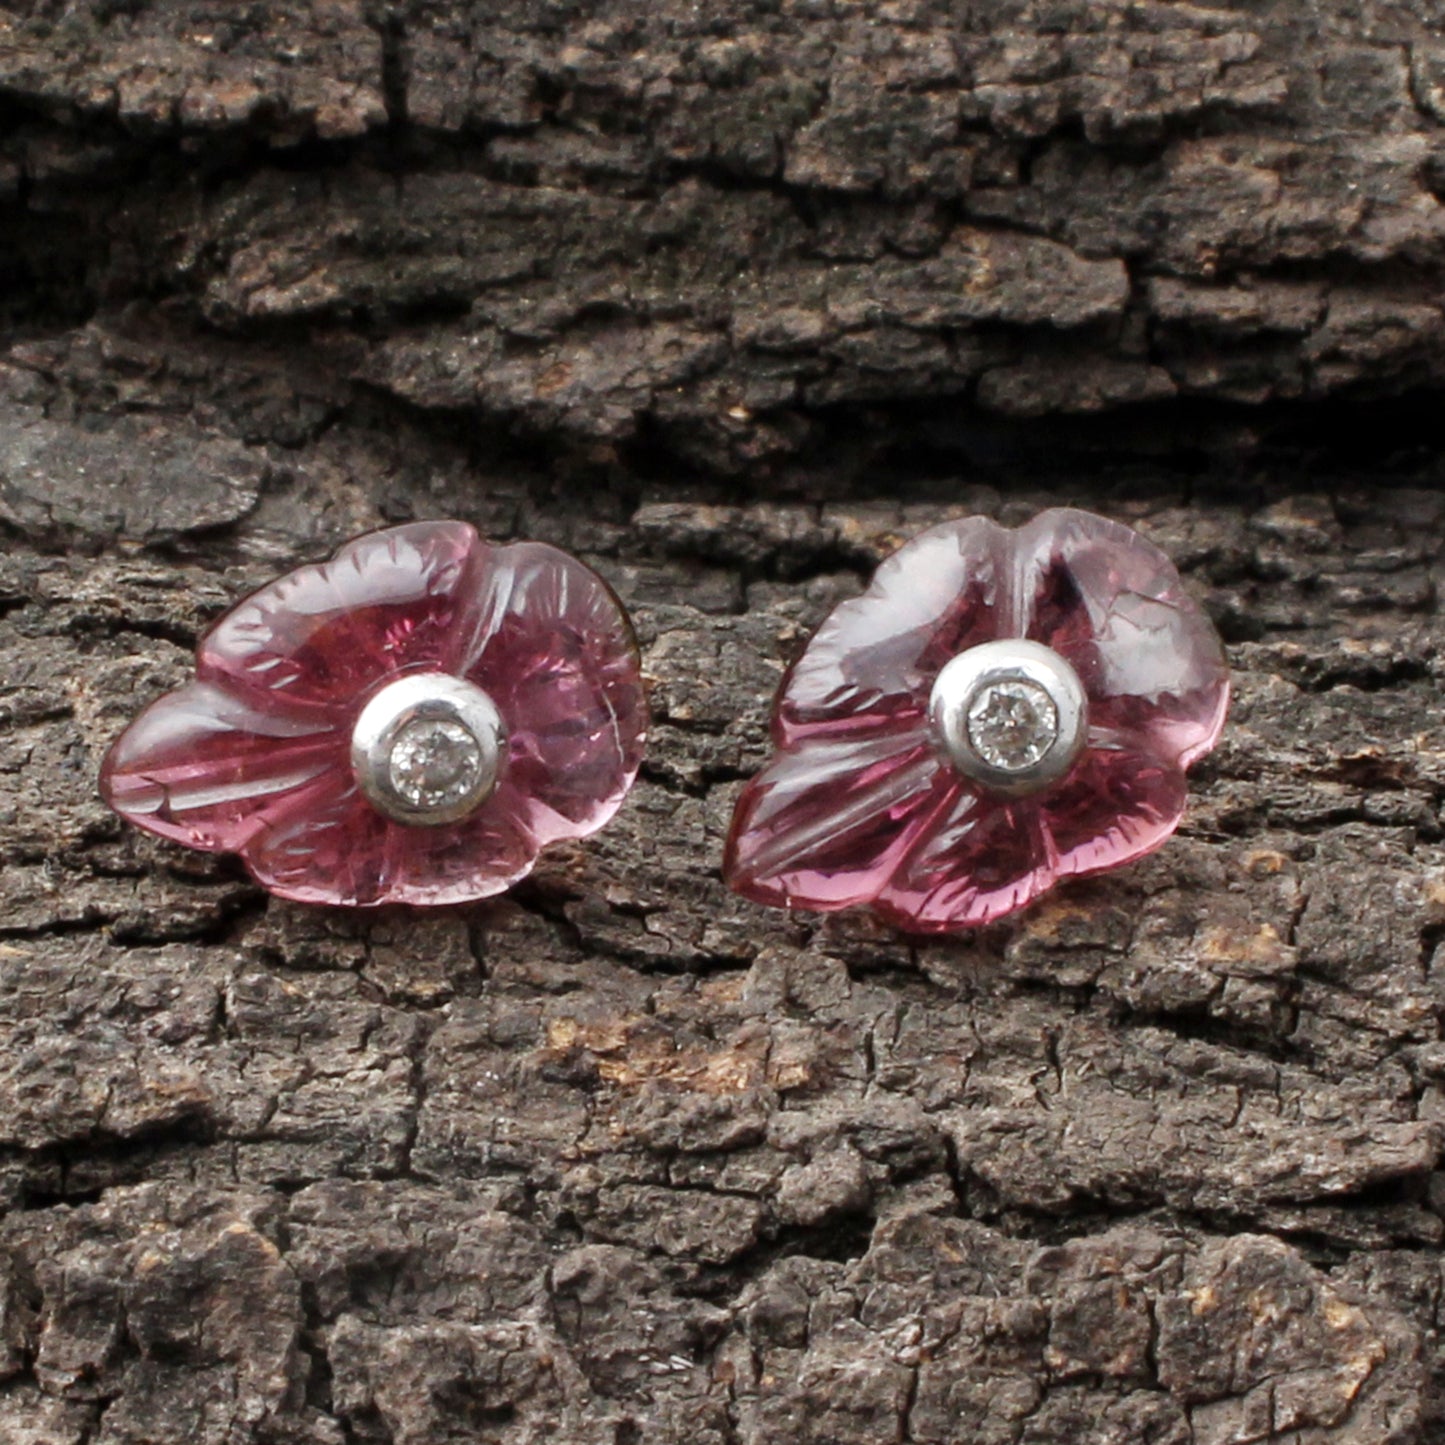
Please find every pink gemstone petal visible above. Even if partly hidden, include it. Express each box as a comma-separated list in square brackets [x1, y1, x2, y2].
[99, 681, 345, 852]
[726, 508, 1229, 932]
[775, 518, 1006, 745]
[725, 734, 946, 911]
[199, 521, 487, 718]
[873, 790, 1054, 930]
[101, 522, 650, 908]
[1042, 743, 1189, 881]
[459, 543, 647, 845]
[1016, 509, 1230, 768]
[241, 771, 541, 907]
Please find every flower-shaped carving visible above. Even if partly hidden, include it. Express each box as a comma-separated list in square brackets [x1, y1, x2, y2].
[724, 509, 1229, 931]
[100, 521, 648, 906]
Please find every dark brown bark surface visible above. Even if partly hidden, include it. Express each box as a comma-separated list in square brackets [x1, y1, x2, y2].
[3, 1, 1445, 1442]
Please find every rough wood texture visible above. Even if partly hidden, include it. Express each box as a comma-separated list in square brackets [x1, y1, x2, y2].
[3, 2, 1445, 1442]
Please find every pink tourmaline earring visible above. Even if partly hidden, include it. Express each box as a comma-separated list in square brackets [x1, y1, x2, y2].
[724, 508, 1230, 931]
[100, 521, 648, 907]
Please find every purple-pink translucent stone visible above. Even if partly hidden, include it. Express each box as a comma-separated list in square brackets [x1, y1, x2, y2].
[724, 508, 1229, 930]
[100, 521, 648, 906]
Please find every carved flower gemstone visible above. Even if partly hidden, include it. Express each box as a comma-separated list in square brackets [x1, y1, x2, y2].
[724, 508, 1230, 931]
[100, 521, 648, 906]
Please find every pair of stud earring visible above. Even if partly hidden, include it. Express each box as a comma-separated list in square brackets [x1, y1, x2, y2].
[100, 509, 1230, 932]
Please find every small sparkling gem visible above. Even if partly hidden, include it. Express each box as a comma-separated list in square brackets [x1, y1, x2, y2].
[965, 679, 1059, 772]
[387, 718, 487, 811]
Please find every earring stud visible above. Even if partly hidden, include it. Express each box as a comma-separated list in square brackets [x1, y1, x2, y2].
[724, 508, 1230, 931]
[99, 521, 648, 907]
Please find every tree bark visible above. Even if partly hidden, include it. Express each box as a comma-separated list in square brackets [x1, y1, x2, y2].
[2, 2, 1444, 1442]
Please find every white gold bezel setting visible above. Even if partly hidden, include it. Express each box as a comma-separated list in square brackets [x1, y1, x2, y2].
[351, 672, 506, 826]
[929, 639, 1088, 797]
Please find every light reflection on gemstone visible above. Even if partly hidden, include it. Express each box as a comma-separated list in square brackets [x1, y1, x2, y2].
[965, 679, 1059, 772]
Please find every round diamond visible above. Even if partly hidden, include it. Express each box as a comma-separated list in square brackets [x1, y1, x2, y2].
[965, 679, 1059, 773]
[929, 640, 1086, 796]
[351, 673, 506, 825]
[387, 718, 486, 810]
